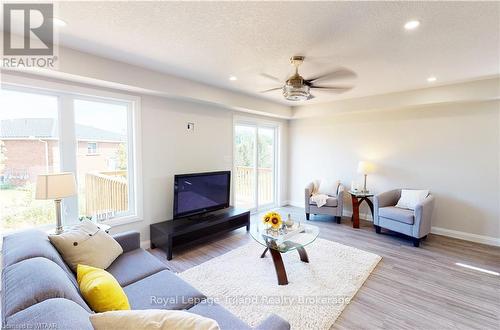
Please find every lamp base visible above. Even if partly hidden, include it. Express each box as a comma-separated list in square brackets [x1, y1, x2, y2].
[362, 174, 368, 194]
[54, 199, 64, 235]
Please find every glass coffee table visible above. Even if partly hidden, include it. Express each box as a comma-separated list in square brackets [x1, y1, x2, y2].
[250, 221, 320, 285]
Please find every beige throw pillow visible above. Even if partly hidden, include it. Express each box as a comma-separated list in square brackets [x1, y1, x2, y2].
[49, 220, 123, 272]
[311, 179, 321, 195]
[90, 309, 220, 330]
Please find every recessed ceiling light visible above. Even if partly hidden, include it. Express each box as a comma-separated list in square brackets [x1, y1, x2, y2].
[427, 76, 437, 82]
[229, 76, 237, 81]
[52, 18, 67, 27]
[404, 20, 420, 30]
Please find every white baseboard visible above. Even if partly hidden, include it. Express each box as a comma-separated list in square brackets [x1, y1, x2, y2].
[141, 240, 151, 250]
[288, 200, 302, 208]
[285, 203, 499, 247]
[430, 227, 500, 247]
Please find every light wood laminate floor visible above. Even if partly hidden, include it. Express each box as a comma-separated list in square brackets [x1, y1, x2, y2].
[150, 206, 500, 330]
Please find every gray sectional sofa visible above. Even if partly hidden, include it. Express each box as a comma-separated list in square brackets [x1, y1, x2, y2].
[1, 229, 290, 330]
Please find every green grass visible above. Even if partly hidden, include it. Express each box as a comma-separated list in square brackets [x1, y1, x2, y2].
[0, 185, 55, 232]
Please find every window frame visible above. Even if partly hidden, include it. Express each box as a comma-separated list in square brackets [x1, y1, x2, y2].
[86, 142, 98, 155]
[1, 79, 143, 228]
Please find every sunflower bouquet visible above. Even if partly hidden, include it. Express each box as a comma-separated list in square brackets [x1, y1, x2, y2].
[262, 211, 282, 230]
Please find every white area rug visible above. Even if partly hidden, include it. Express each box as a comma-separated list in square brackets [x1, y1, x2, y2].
[179, 238, 381, 329]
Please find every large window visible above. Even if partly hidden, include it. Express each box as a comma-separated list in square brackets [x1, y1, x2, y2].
[0, 90, 60, 232]
[74, 99, 133, 221]
[0, 84, 141, 233]
[234, 122, 277, 211]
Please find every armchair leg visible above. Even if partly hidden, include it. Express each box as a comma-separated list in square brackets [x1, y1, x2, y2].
[334, 216, 341, 224]
[306, 213, 310, 220]
[413, 238, 421, 247]
[374, 225, 381, 234]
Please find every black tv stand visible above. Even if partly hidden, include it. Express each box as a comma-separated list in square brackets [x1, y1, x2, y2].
[187, 212, 216, 221]
[150, 207, 250, 260]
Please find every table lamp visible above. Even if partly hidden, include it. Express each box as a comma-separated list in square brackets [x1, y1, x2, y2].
[36, 172, 77, 234]
[357, 161, 374, 193]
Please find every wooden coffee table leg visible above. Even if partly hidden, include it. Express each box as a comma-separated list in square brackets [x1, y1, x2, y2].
[260, 247, 268, 258]
[297, 246, 309, 263]
[269, 248, 288, 285]
[351, 195, 360, 228]
[365, 197, 374, 220]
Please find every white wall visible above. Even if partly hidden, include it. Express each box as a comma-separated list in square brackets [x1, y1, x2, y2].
[289, 101, 500, 243]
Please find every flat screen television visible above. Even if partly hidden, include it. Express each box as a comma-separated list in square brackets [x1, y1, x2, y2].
[173, 171, 231, 219]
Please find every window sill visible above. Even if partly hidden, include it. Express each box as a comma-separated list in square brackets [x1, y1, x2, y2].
[100, 215, 143, 227]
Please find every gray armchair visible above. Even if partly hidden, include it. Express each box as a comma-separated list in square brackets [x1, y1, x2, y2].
[305, 182, 344, 223]
[373, 189, 435, 247]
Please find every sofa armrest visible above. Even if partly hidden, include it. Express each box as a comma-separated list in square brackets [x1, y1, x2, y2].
[337, 184, 345, 215]
[413, 194, 435, 238]
[374, 189, 401, 225]
[112, 231, 140, 253]
[305, 182, 314, 212]
[374, 189, 401, 208]
[254, 314, 290, 330]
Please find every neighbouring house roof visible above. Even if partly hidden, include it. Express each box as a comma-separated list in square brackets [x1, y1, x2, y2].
[0, 118, 126, 142]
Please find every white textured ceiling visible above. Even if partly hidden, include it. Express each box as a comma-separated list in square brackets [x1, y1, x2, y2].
[52, 1, 500, 104]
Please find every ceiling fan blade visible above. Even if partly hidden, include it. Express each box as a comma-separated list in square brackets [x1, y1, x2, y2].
[259, 87, 282, 93]
[260, 73, 283, 83]
[310, 85, 353, 93]
[306, 68, 356, 83]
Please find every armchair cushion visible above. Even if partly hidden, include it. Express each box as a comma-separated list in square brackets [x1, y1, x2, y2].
[309, 196, 338, 207]
[378, 206, 414, 225]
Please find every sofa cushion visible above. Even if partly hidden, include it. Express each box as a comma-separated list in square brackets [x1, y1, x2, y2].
[6, 298, 93, 330]
[310, 196, 338, 207]
[2, 230, 77, 288]
[188, 301, 251, 330]
[3, 257, 91, 319]
[107, 248, 168, 286]
[124, 270, 205, 310]
[379, 206, 414, 224]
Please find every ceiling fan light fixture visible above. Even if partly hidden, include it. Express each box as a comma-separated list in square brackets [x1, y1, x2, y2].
[283, 84, 310, 101]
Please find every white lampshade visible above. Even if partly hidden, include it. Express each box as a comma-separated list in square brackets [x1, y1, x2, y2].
[357, 161, 375, 174]
[35, 172, 77, 200]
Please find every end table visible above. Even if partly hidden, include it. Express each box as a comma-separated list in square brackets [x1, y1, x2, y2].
[348, 191, 374, 228]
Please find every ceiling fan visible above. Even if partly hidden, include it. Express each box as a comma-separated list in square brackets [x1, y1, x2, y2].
[260, 56, 356, 101]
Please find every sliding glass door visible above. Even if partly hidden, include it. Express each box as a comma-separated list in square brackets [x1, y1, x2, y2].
[234, 123, 276, 211]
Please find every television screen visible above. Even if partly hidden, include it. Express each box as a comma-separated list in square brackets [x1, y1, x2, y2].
[173, 171, 230, 218]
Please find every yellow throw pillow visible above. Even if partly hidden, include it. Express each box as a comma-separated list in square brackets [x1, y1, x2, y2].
[77, 264, 130, 312]
[90, 310, 220, 330]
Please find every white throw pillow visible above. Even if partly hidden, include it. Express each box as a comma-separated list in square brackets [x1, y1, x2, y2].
[90, 309, 220, 330]
[395, 189, 429, 210]
[49, 220, 123, 272]
[318, 179, 340, 196]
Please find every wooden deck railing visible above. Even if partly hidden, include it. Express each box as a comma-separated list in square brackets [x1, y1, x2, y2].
[85, 167, 272, 216]
[235, 166, 273, 205]
[85, 170, 128, 217]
